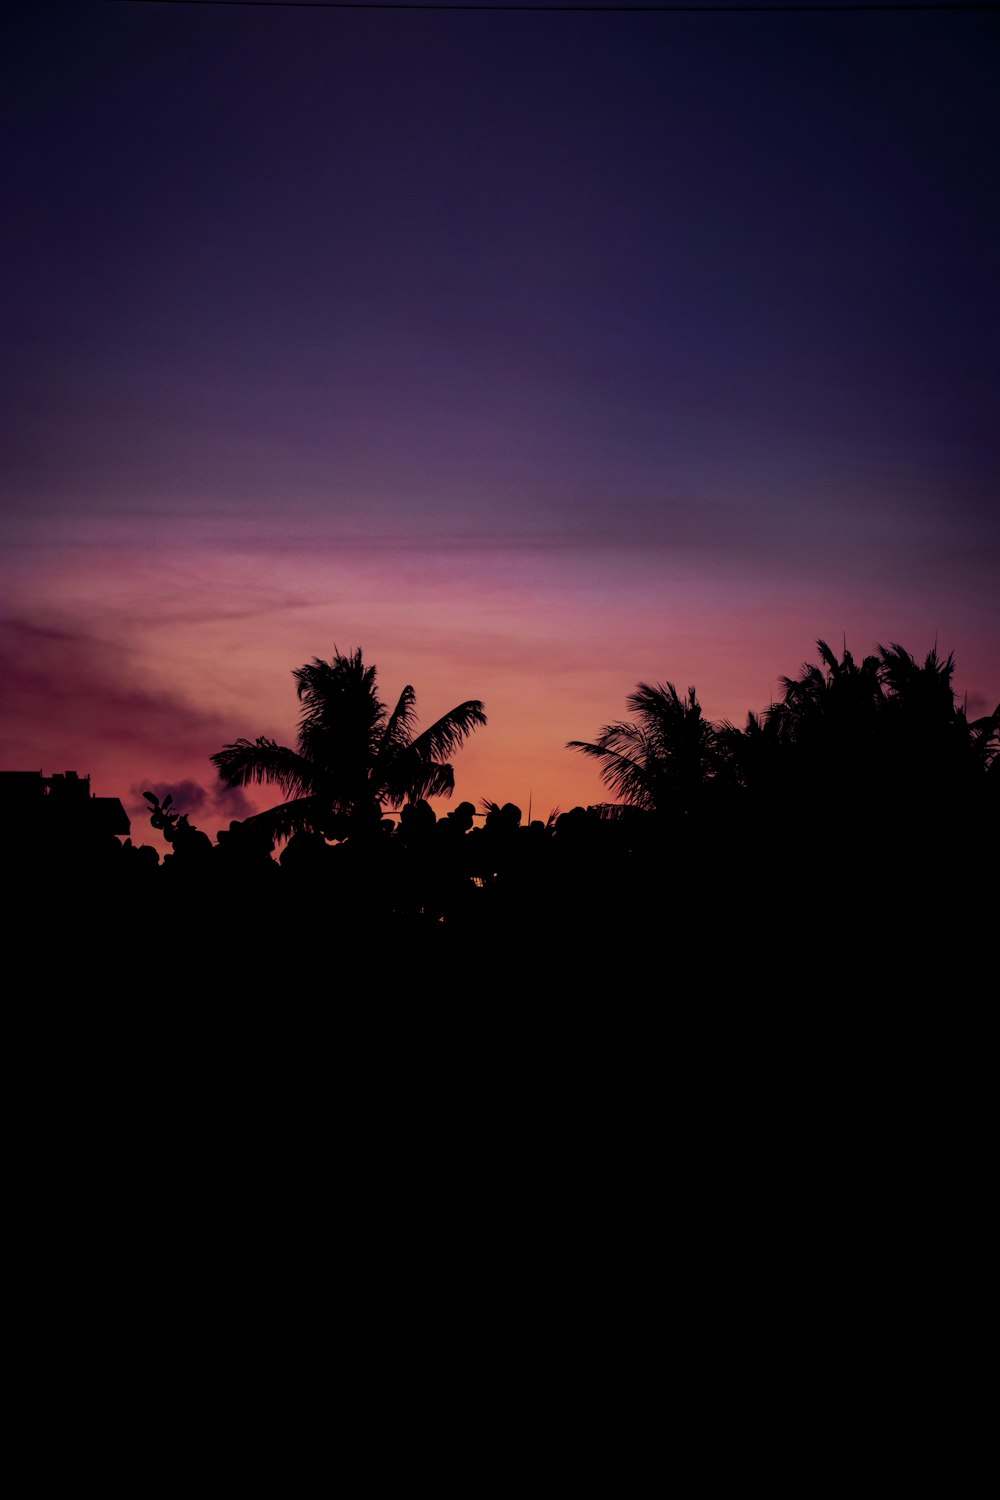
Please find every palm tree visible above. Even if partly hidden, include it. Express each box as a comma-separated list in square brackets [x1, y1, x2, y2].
[877, 640, 1000, 794]
[767, 639, 885, 748]
[722, 638, 998, 816]
[567, 680, 717, 817]
[212, 647, 486, 840]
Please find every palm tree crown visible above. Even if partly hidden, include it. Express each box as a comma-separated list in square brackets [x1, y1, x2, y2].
[717, 638, 999, 804]
[212, 648, 486, 839]
[568, 680, 717, 816]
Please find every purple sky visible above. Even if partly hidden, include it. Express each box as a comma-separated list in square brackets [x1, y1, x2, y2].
[2, 0, 997, 835]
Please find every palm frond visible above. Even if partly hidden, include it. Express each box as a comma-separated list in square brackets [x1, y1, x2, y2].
[241, 795, 328, 842]
[211, 738, 318, 798]
[969, 706, 1000, 769]
[578, 720, 645, 757]
[566, 738, 656, 810]
[406, 700, 487, 763]
[377, 684, 418, 759]
[382, 757, 456, 807]
[627, 680, 683, 720]
[816, 639, 838, 673]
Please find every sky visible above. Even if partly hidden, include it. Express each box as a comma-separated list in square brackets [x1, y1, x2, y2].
[2, 0, 998, 842]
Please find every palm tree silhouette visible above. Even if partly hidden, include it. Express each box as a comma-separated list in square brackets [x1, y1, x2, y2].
[212, 647, 486, 839]
[567, 680, 717, 817]
[718, 638, 999, 810]
[877, 641, 1000, 792]
[765, 639, 884, 746]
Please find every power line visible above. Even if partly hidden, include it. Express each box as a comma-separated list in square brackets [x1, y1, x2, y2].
[95, 1, 1000, 15]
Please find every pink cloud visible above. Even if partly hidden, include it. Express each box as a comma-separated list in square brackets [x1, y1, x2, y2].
[0, 613, 265, 847]
[0, 615, 221, 758]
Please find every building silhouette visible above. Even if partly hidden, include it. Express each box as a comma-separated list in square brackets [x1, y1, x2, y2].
[0, 770, 130, 840]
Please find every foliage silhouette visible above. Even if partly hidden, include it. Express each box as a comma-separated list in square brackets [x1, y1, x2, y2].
[142, 788, 212, 860]
[10, 634, 996, 998]
[769, 639, 884, 748]
[211, 647, 486, 840]
[567, 681, 717, 817]
[714, 639, 999, 818]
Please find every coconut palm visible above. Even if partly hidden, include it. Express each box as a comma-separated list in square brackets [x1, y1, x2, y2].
[724, 638, 998, 813]
[567, 680, 717, 817]
[876, 641, 1000, 793]
[766, 639, 885, 748]
[211, 648, 486, 840]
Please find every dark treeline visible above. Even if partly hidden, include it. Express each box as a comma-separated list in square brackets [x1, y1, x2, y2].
[17, 640, 994, 1374]
[12, 639, 997, 989]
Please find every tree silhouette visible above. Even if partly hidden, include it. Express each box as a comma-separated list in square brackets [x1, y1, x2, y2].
[212, 647, 486, 839]
[769, 639, 885, 748]
[876, 641, 1000, 806]
[716, 639, 999, 817]
[567, 680, 717, 817]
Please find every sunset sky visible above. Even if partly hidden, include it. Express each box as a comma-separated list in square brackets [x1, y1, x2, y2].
[3, 0, 997, 842]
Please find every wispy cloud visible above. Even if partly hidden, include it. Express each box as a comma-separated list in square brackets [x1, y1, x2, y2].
[0, 614, 223, 763]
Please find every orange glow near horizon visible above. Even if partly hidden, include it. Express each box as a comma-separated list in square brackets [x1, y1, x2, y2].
[5, 529, 998, 854]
